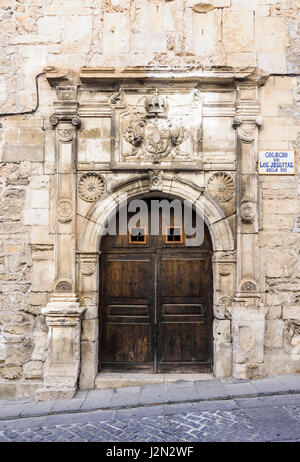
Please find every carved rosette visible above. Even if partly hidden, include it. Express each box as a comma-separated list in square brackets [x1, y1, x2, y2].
[78, 173, 106, 202]
[57, 199, 73, 223]
[240, 200, 256, 224]
[149, 170, 163, 191]
[207, 172, 234, 203]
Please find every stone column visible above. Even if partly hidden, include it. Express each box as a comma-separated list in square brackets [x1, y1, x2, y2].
[37, 87, 85, 399]
[231, 83, 267, 379]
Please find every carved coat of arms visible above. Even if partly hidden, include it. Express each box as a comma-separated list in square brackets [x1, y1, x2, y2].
[123, 91, 189, 163]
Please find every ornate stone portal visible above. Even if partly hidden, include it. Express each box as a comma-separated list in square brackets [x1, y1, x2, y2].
[37, 66, 268, 399]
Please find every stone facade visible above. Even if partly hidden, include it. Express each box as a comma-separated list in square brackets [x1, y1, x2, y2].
[0, 0, 299, 399]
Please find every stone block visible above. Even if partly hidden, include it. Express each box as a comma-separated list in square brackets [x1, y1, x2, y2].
[31, 330, 48, 361]
[266, 291, 295, 306]
[103, 12, 130, 55]
[213, 342, 232, 378]
[29, 292, 48, 306]
[27, 190, 49, 209]
[232, 305, 266, 365]
[260, 87, 293, 117]
[31, 259, 54, 292]
[283, 306, 300, 320]
[23, 360, 43, 379]
[79, 340, 98, 390]
[5, 338, 33, 366]
[266, 306, 282, 320]
[258, 53, 287, 74]
[233, 363, 265, 380]
[23, 209, 49, 226]
[81, 319, 98, 342]
[82, 304, 98, 320]
[19, 128, 44, 145]
[2, 145, 44, 162]
[265, 250, 296, 278]
[212, 0, 231, 6]
[226, 52, 257, 68]
[264, 352, 289, 375]
[0, 365, 22, 380]
[30, 226, 54, 245]
[223, 10, 254, 53]
[263, 199, 298, 215]
[265, 320, 284, 348]
[62, 16, 92, 54]
[3, 324, 31, 335]
[0, 382, 17, 399]
[213, 319, 231, 343]
[37, 16, 62, 41]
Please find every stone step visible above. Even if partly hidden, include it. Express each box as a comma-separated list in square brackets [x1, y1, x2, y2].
[94, 372, 214, 390]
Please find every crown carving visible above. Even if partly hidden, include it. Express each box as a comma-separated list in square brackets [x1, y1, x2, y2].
[145, 90, 168, 117]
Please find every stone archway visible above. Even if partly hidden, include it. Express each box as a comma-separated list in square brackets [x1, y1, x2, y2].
[77, 175, 235, 390]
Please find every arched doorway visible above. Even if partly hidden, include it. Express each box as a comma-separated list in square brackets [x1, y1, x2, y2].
[99, 196, 213, 373]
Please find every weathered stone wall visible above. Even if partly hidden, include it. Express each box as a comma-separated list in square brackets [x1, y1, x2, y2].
[259, 74, 300, 375]
[0, 0, 299, 397]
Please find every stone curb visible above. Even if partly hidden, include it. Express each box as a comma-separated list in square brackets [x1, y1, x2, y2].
[1, 388, 300, 422]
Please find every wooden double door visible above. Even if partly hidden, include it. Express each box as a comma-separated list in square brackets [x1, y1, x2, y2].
[99, 205, 213, 373]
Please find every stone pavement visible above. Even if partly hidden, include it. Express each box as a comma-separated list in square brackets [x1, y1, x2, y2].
[0, 374, 300, 442]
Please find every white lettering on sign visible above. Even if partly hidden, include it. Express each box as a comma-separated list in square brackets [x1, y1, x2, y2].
[258, 151, 295, 174]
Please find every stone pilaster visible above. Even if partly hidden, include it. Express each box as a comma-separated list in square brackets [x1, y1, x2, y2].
[49, 88, 81, 292]
[76, 252, 100, 390]
[37, 87, 85, 399]
[231, 81, 267, 379]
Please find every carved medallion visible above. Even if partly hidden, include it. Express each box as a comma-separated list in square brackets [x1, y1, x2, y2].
[57, 199, 72, 223]
[218, 263, 232, 276]
[57, 128, 75, 142]
[55, 280, 73, 293]
[149, 170, 163, 191]
[80, 297, 93, 307]
[81, 261, 96, 276]
[207, 172, 234, 203]
[78, 173, 106, 202]
[240, 281, 257, 291]
[240, 200, 256, 223]
[123, 90, 189, 163]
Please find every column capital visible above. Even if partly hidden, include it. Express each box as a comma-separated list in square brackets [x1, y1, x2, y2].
[232, 115, 263, 144]
[49, 113, 81, 129]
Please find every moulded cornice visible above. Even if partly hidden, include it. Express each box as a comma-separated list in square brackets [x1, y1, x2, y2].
[44, 66, 269, 88]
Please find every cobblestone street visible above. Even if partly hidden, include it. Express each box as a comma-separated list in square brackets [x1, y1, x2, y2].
[1, 393, 300, 442]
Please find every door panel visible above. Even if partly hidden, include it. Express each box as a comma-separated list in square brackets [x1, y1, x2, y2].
[160, 258, 204, 298]
[100, 254, 154, 370]
[157, 256, 212, 372]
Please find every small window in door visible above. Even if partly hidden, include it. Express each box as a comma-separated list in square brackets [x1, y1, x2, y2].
[129, 227, 147, 244]
[165, 226, 182, 243]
